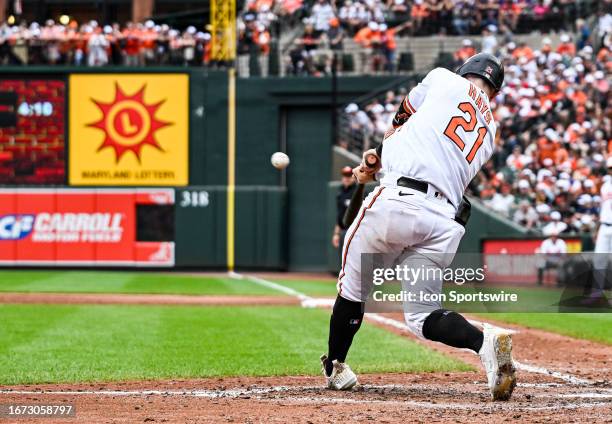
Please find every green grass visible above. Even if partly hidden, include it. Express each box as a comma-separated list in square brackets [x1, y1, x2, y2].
[0, 270, 336, 296]
[442, 285, 570, 313]
[1, 270, 608, 356]
[0, 305, 470, 385]
[0, 271, 280, 296]
[478, 313, 612, 345]
[0, 271, 340, 297]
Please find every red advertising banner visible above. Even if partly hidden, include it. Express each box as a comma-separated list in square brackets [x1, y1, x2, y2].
[0, 189, 174, 266]
[482, 238, 581, 284]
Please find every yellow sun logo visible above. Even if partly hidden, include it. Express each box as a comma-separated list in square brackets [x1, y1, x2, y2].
[88, 83, 171, 163]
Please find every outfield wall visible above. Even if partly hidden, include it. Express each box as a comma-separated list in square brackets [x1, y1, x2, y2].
[0, 68, 401, 270]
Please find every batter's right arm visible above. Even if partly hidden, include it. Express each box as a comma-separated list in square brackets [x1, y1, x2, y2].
[342, 183, 366, 228]
[343, 155, 380, 228]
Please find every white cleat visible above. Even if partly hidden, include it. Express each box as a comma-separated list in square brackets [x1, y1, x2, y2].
[320, 354, 358, 390]
[479, 324, 517, 401]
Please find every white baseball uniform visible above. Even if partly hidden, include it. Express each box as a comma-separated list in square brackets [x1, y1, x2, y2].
[338, 68, 497, 337]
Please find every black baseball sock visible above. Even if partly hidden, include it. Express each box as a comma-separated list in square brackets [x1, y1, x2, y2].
[326, 295, 364, 376]
[422, 309, 483, 353]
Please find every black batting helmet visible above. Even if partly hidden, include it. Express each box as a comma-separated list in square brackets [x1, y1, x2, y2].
[456, 53, 504, 92]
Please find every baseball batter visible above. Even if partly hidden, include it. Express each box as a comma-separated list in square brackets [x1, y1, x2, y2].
[321, 53, 517, 401]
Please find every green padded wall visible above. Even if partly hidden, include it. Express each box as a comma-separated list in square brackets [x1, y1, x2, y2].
[175, 185, 287, 268]
[175, 186, 227, 267]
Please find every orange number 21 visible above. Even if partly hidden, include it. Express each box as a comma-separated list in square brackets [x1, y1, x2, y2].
[443, 102, 488, 164]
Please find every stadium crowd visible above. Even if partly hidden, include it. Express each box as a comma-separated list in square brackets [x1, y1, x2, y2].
[285, 0, 592, 37]
[284, 0, 600, 75]
[0, 19, 213, 66]
[342, 32, 611, 237]
[0, 0, 600, 73]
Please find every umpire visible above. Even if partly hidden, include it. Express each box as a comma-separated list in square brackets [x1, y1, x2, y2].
[332, 166, 358, 253]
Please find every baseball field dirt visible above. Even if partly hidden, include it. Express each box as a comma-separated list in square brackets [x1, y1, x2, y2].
[0, 291, 610, 423]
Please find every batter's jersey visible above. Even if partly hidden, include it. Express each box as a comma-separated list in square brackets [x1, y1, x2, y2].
[381, 67, 497, 208]
[600, 180, 612, 224]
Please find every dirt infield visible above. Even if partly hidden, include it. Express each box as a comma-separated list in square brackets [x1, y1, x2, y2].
[0, 290, 610, 423]
[1, 372, 610, 423]
[383, 312, 612, 382]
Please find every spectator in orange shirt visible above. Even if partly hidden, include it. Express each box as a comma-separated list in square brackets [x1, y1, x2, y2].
[512, 41, 534, 60]
[537, 131, 558, 165]
[254, 22, 271, 75]
[379, 21, 410, 72]
[411, 0, 429, 35]
[353, 22, 375, 48]
[479, 180, 497, 200]
[500, 0, 523, 31]
[122, 22, 141, 66]
[556, 34, 575, 56]
[554, 143, 569, 166]
[354, 22, 380, 73]
[455, 39, 476, 62]
[280, 0, 303, 19]
[255, 0, 274, 11]
[596, 45, 610, 63]
[568, 88, 587, 107]
[369, 26, 385, 73]
[202, 33, 212, 64]
[547, 84, 564, 104]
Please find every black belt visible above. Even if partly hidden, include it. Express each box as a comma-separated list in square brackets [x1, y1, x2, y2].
[397, 177, 428, 194]
[603, 222, 612, 226]
[397, 176, 454, 207]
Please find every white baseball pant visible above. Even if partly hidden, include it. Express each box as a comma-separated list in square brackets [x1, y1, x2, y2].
[337, 182, 465, 338]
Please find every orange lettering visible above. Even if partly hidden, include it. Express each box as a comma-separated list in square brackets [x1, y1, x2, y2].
[468, 84, 477, 100]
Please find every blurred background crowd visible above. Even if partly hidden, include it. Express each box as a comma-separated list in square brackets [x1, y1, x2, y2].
[281, 0, 606, 76]
[0, 19, 212, 66]
[342, 32, 611, 242]
[0, 1, 607, 73]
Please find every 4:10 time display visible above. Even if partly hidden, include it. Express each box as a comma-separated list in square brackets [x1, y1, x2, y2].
[17, 101, 54, 117]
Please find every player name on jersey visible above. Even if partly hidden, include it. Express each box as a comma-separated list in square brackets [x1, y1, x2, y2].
[467, 83, 492, 125]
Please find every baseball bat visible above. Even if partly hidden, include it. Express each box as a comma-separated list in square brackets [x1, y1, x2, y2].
[342, 154, 379, 228]
[363, 154, 379, 169]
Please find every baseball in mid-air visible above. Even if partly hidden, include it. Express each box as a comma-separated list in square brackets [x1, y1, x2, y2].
[271, 152, 290, 170]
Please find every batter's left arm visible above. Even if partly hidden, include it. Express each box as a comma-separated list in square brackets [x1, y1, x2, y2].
[384, 69, 437, 139]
